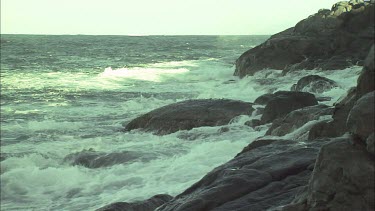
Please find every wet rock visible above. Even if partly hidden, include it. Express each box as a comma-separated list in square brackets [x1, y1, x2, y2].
[124, 99, 254, 135]
[285, 136, 375, 211]
[157, 139, 327, 211]
[308, 87, 358, 140]
[254, 93, 275, 105]
[97, 194, 173, 211]
[291, 75, 338, 93]
[266, 105, 333, 136]
[347, 91, 375, 141]
[357, 45, 374, 97]
[234, 3, 374, 77]
[367, 133, 375, 155]
[64, 149, 156, 168]
[260, 91, 318, 124]
[244, 119, 262, 128]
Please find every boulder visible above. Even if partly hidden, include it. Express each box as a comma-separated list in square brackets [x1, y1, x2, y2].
[266, 105, 333, 136]
[124, 99, 254, 135]
[64, 149, 157, 168]
[254, 93, 275, 105]
[367, 133, 375, 155]
[260, 91, 318, 124]
[283, 136, 375, 211]
[96, 194, 173, 211]
[157, 139, 328, 211]
[347, 91, 375, 141]
[291, 75, 338, 93]
[234, 3, 374, 77]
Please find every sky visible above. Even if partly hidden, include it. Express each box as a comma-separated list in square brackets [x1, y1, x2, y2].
[1, 0, 340, 35]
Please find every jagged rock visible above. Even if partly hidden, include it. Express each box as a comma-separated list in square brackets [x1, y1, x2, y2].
[64, 149, 157, 168]
[347, 91, 375, 141]
[260, 91, 318, 124]
[308, 87, 357, 140]
[157, 139, 328, 211]
[291, 75, 338, 93]
[284, 136, 375, 211]
[96, 194, 173, 211]
[367, 133, 375, 155]
[124, 99, 254, 135]
[357, 45, 374, 97]
[266, 105, 333, 137]
[234, 3, 374, 77]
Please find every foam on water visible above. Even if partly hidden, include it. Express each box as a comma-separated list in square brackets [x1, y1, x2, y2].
[1, 56, 363, 210]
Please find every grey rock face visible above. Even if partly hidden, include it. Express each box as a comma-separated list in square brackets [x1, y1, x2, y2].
[347, 91, 375, 141]
[96, 194, 173, 211]
[157, 139, 327, 211]
[234, 3, 374, 77]
[357, 45, 374, 97]
[284, 136, 375, 211]
[124, 99, 254, 135]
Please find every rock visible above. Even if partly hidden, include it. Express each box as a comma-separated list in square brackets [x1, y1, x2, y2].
[96, 194, 173, 211]
[291, 75, 338, 93]
[234, 3, 374, 77]
[124, 99, 254, 135]
[367, 133, 375, 155]
[244, 119, 262, 128]
[308, 87, 358, 140]
[357, 45, 374, 97]
[157, 139, 328, 211]
[64, 149, 157, 168]
[266, 105, 333, 136]
[254, 93, 275, 105]
[347, 91, 375, 141]
[285, 136, 375, 211]
[260, 91, 318, 124]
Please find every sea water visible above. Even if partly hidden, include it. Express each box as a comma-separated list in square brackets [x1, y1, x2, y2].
[0, 35, 361, 210]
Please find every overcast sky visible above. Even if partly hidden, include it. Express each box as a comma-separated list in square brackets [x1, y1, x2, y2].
[1, 0, 339, 35]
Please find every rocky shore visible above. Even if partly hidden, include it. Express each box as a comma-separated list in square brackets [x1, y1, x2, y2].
[98, 1, 374, 210]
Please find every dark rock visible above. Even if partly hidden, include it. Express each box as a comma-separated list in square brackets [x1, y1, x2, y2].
[347, 91, 375, 141]
[234, 3, 374, 77]
[124, 99, 254, 135]
[367, 133, 375, 155]
[157, 139, 328, 211]
[97, 194, 173, 211]
[260, 91, 318, 124]
[308, 87, 358, 140]
[244, 119, 262, 128]
[266, 105, 333, 136]
[254, 93, 275, 105]
[64, 149, 156, 168]
[291, 75, 338, 93]
[357, 45, 374, 97]
[316, 96, 332, 102]
[285, 136, 375, 211]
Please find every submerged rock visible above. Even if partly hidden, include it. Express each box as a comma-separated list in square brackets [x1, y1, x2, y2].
[234, 2, 374, 77]
[96, 194, 173, 211]
[64, 149, 157, 168]
[260, 91, 318, 124]
[157, 139, 327, 211]
[124, 99, 254, 135]
[291, 75, 338, 93]
[266, 104, 333, 137]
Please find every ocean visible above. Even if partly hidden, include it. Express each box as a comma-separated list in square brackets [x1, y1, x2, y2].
[0, 35, 362, 210]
